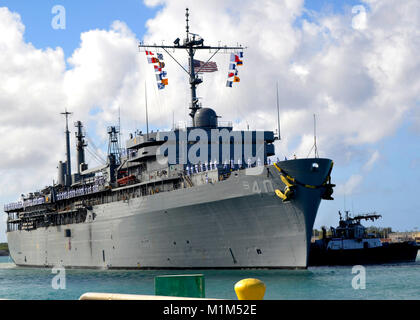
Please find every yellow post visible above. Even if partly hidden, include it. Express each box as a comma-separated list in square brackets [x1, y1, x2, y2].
[234, 278, 266, 300]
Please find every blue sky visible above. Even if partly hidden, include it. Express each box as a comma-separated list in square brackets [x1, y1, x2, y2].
[0, 0, 419, 243]
[0, 0, 157, 57]
[304, 0, 362, 11]
[319, 120, 420, 231]
[0, 0, 363, 59]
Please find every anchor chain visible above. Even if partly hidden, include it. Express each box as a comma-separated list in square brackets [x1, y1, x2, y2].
[272, 162, 335, 201]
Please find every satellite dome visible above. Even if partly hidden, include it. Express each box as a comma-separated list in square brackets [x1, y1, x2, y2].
[194, 108, 218, 128]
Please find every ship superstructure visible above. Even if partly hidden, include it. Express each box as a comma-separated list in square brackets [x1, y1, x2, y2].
[4, 9, 334, 269]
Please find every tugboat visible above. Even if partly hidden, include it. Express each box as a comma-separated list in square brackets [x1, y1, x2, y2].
[309, 211, 419, 266]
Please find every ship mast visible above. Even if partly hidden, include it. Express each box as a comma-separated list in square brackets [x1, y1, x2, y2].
[138, 8, 244, 127]
[74, 120, 87, 174]
[61, 109, 72, 186]
[276, 81, 281, 140]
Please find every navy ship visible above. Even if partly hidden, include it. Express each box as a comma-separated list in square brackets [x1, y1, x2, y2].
[4, 9, 334, 269]
[309, 212, 419, 266]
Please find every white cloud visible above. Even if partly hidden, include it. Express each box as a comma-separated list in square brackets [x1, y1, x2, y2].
[336, 174, 363, 196]
[290, 64, 310, 82]
[0, 7, 66, 197]
[334, 149, 380, 197]
[351, 5, 368, 30]
[363, 150, 380, 171]
[141, 0, 419, 162]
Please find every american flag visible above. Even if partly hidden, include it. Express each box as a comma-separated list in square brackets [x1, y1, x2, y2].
[190, 59, 218, 73]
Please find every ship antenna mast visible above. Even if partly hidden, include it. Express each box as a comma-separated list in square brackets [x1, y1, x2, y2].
[145, 81, 149, 141]
[314, 114, 319, 158]
[74, 120, 87, 175]
[107, 126, 121, 165]
[276, 81, 281, 140]
[61, 109, 72, 186]
[185, 8, 190, 39]
[306, 114, 319, 158]
[138, 8, 245, 127]
[118, 105, 122, 153]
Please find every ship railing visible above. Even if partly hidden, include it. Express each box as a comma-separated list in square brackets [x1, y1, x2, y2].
[184, 119, 233, 128]
[4, 197, 46, 212]
[23, 197, 46, 208]
[218, 120, 233, 128]
[184, 161, 220, 176]
[184, 159, 264, 177]
[5, 177, 108, 211]
[56, 184, 104, 201]
[4, 202, 24, 212]
[174, 119, 233, 130]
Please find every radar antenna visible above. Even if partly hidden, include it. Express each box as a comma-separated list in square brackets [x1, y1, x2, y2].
[139, 8, 245, 126]
[107, 126, 121, 166]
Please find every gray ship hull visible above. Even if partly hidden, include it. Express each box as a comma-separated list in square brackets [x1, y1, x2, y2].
[7, 159, 332, 269]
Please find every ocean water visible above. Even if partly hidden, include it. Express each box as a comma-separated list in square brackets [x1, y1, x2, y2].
[0, 254, 419, 300]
